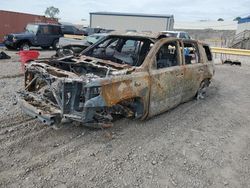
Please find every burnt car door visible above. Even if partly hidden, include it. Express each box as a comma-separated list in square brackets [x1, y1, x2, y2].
[181, 41, 205, 102]
[148, 39, 184, 117]
[36, 25, 51, 46]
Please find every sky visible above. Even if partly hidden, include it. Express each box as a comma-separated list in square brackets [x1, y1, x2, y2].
[1, 0, 250, 24]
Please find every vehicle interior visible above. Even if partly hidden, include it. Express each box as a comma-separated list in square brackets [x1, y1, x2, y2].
[183, 42, 199, 64]
[156, 41, 179, 69]
[84, 36, 154, 67]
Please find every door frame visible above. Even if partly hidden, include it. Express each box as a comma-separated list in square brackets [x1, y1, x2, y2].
[146, 38, 185, 117]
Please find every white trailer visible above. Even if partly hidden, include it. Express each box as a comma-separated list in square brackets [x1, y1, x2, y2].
[90, 12, 174, 32]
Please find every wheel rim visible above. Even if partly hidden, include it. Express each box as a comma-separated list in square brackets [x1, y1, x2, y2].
[197, 82, 207, 100]
[22, 44, 30, 50]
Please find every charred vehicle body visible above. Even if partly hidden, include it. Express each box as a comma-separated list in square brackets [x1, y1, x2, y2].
[19, 32, 215, 127]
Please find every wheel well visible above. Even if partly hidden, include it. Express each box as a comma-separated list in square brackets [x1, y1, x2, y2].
[52, 39, 59, 49]
[18, 40, 31, 47]
[202, 78, 211, 86]
[53, 39, 59, 44]
[118, 97, 144, 119]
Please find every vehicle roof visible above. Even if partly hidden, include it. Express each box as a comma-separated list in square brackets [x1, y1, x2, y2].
[90, 33, 108, 37]
[108, 31, 163, 39]
[60, 22, 74, 26]
[28, 23, 61, 26]
[161, 31, 187, 34]
[107, 31, 209, 45]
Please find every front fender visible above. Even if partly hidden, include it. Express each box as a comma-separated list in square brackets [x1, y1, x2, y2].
[99, 71, 150, 119]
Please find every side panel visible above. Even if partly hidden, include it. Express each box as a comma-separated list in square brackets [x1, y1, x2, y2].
[146, 39, 184, 117]
[181, 63, 205, 102]
[148, 66, 184, 117]
[181, 42, 214, 102]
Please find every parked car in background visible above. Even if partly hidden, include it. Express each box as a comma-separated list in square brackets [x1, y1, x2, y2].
[82, 27, 102, 36]
[61, 24, 86, 35]
[19, 32, 214, 127]
[3, 23, 63, 50]
[161, 31, 191, 39]
[82, 27, 114, 36]
[56, 33, 108, 57]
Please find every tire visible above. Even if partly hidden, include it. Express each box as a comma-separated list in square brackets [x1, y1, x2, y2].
[52, 39, 59, 50]
[196, 80, 210, 100]
[56, 48, 74, 57]
[20, 42, 30, 51]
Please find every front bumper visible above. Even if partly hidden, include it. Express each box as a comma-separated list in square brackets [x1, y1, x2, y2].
[18, 97, 61, 126]
[4, 40, 17, 48]
[18, 92, 109, 127]
[19, 61, 114, 127]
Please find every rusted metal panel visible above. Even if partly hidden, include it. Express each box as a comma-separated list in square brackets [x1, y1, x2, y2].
[0, 10, 58, 43]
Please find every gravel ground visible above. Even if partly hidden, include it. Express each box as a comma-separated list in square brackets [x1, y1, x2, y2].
[0, 48, 250, 188]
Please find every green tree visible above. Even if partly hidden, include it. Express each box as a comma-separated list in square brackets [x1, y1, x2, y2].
[233, 17, 241, 21]
[217, 18, 224, 21]
[45, 6, 60, 18]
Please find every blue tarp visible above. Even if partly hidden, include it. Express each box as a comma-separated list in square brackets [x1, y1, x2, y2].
[238, 17, 250, 24]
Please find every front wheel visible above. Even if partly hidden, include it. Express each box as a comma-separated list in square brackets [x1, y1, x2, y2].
[52, 39, 59, 50]
[20, 42, 30, 51]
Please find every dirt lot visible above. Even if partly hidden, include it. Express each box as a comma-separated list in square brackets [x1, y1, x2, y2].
[0, 49, 250, 188]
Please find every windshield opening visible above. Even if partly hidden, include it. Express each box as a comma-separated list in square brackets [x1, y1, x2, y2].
[86, 35, 103, 44]
[166, 33, 178, 37]
[25, 24, 39, 34]
[84, 36, 154, 67]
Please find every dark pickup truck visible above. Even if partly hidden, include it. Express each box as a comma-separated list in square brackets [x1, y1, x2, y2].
[3, 23, 63, 50]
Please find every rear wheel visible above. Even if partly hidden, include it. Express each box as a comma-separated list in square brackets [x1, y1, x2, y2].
[196, 80, 210, 100]
[20, 42, 30, 51]
[52, 39, 59, 50]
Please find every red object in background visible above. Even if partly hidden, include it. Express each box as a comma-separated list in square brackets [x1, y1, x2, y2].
[18, 50, 40, 63]
[18, 50, 40, 71]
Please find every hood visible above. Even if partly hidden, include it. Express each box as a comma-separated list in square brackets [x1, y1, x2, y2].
[32, 55, 136, 81]
[60, 38, 90, 48]
[10, 32, 35, 38]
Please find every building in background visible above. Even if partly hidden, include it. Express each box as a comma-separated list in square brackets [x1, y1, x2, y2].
[174, 20, 237, 30]
[0, 10, 58, 43]
[236, 16, 250, 34]
[229, 17, 250, 49]
[90, 12, 174, 32]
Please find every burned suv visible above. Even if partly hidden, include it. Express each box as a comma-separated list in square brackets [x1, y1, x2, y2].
[19, 32, 214, 128]
[4, 23, 63, 50]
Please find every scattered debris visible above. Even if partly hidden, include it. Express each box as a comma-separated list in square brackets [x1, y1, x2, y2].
[151, 160, 157, 165]
[223, 59, 241, 66]
[0, 51, 11, 60]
